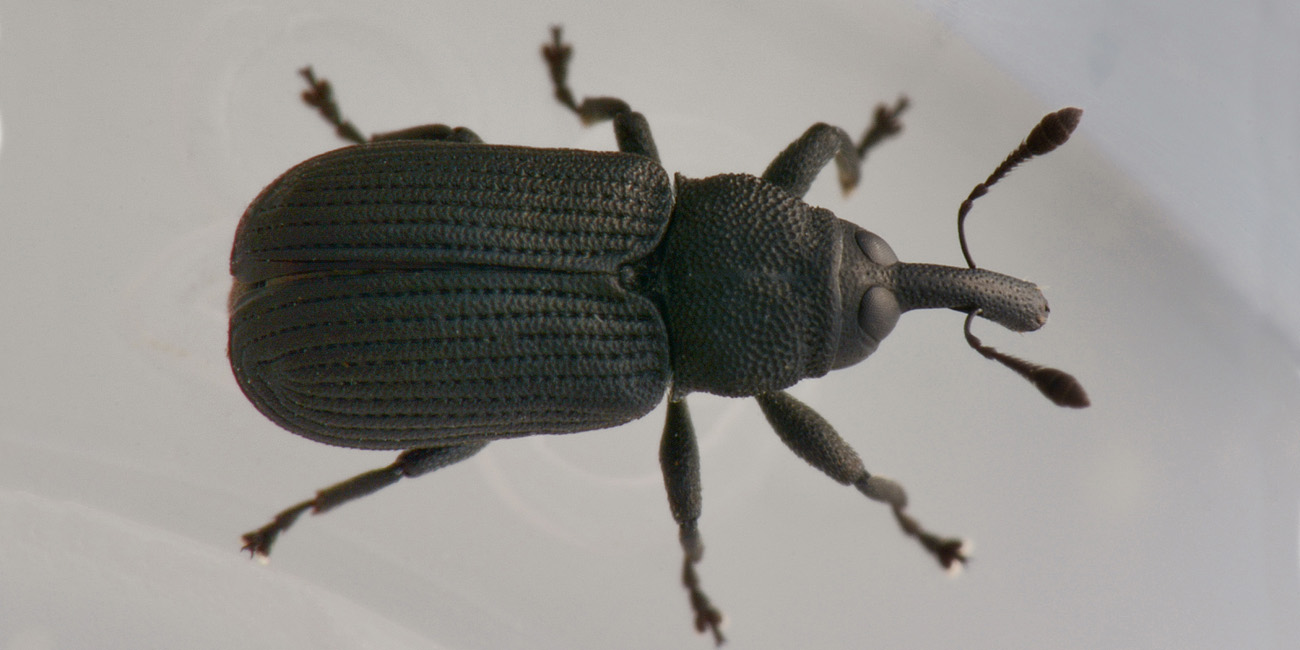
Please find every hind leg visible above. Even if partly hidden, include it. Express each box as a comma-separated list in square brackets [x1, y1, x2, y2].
[242, 442, 488, 558]
[297, 67, 484, 144]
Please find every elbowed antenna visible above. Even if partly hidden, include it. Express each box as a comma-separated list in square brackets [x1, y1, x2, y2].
[953, 108, 1088, 408]
[957, 108, 1082, 270]
[964, 312, 1089, 407]
[877, 259, 1085, 406]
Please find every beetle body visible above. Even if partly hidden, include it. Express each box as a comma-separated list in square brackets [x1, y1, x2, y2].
[230, 146, 912, 443]
[233, 28, 1087, 645]
[230, 143, 674, 447]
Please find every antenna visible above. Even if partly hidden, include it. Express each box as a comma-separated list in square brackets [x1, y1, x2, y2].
[957, 108, 1082, 269]
[964, 312, 1090, 407]
[955, 108, 1088, 408]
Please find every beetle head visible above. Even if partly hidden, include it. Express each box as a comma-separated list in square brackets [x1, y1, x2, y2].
[831, 222, 1048, 363]
[830, 107, 1088, 409]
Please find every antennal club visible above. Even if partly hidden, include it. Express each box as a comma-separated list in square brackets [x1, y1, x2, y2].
[947, 108, 1088, 408]
[957, 107, 1082, 269]
[964, 311, 1090, 407]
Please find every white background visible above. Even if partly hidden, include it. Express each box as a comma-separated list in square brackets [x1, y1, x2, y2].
[2, 1, 1297, 649]
[910, 0, 1300, 358]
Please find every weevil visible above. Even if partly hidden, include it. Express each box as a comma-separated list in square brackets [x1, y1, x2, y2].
[230, 27, 1088, 644]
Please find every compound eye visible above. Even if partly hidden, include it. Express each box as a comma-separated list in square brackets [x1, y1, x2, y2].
[858, 286, 901, 345]
[856, 230, 898, 266]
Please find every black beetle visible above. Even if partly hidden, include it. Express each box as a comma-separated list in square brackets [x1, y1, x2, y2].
[230, 27, 1088, 644]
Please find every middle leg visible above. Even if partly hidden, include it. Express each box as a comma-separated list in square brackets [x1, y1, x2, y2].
[541, 26, 660, 163]
[659, 398, 725, 645]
